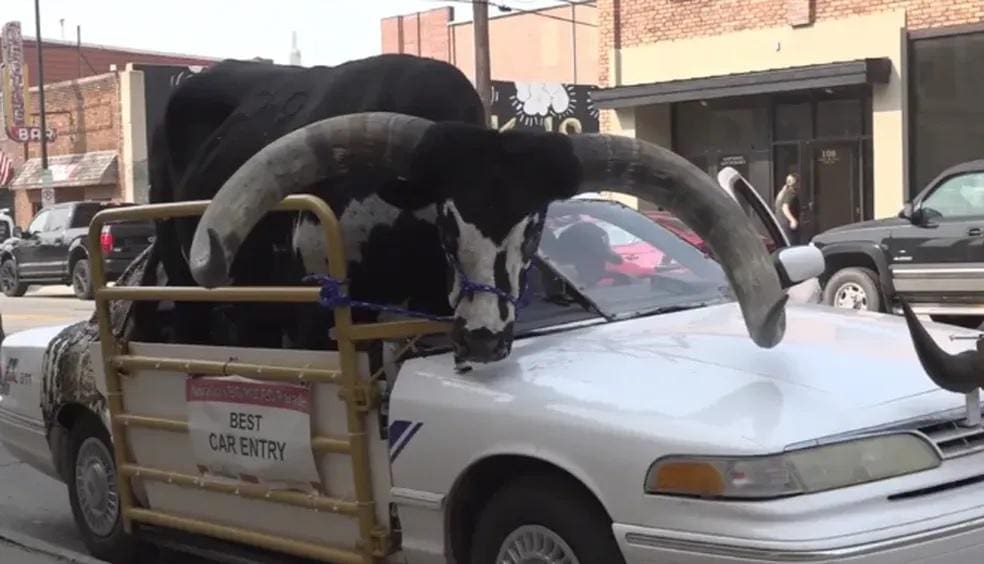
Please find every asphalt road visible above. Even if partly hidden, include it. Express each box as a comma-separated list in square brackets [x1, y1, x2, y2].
[2, 285, 95, 335]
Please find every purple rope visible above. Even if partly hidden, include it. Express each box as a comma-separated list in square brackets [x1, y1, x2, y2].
[303, 260, 530, 321]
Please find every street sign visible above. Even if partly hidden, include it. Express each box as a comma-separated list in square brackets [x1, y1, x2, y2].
[40, 168, 54, 208]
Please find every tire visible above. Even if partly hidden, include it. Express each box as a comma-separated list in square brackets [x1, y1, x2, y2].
[66, 416, 148, 564]
[823, 267, 882, 312]
[71, 258, 93, 300]
[469, 473, 625, 564]
[930, 315, 984, 330]
[0, 258, 28, 297]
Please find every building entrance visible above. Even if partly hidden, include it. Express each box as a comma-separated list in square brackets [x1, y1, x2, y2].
[674, 86, 873, 239]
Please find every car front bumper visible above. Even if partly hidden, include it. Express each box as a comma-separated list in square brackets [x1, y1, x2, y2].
[615, 513, 984, 563]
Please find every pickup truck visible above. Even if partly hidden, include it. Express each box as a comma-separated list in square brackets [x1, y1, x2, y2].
[812, 159, 984, 329]
[0, 201, 154, 300]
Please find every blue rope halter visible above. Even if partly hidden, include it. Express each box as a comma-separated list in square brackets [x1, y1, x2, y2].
[304, 256, 531, 322]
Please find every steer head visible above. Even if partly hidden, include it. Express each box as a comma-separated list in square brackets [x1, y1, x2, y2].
[187, 112, 789, 364]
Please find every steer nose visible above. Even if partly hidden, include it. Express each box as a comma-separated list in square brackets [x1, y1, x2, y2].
[451, 321, 510, 363]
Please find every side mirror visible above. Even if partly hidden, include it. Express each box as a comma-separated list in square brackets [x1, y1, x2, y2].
[12, 226, 23, 238]
[899, 203, 913, 219]
[773, 245, 825, 288]
[911, 207, 942, 227]
[0, 208, 9, 215]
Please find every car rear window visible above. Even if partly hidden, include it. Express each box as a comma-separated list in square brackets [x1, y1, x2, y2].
[70, 203, 132, 228]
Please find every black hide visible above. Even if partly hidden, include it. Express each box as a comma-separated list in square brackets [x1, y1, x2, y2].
[137, 54, 582, 352]
[139, 54, 484, 348]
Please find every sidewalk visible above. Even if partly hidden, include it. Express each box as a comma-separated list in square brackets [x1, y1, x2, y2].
[0, 528, 105, 564]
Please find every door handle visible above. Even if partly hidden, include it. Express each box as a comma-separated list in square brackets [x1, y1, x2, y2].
[969, 227, 983, 237]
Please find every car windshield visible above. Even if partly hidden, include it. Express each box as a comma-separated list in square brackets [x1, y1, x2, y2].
[529, 198, 734, 324]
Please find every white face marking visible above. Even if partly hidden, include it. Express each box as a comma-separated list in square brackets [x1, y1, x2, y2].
[292, 193, 417, 274]
[444, 201, 536, 333]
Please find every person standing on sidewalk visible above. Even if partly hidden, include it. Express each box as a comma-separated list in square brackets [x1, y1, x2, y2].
[774, 173, 800, 244]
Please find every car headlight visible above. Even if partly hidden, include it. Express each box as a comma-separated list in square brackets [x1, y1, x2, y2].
[645, 433, 941, 500]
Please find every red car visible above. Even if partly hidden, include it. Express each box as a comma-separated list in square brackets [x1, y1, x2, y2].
[644, 210, 777, 255]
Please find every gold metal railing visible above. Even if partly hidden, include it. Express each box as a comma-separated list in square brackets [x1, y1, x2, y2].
[87, 195, 451, 563]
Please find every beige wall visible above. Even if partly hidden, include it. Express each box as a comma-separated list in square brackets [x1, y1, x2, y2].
[610, 10, 908, 219]
[451, 3, 598, 83]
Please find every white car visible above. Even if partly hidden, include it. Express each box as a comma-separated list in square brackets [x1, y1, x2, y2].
[3, 196, 984, 564]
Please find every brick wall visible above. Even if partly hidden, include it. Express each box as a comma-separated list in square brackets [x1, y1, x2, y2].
[381, 7, 454, 62]
[597, 0, 984, 128]
[1, 72, 122, 225]
[0, 36, 218, 86]
[600, 0, 984, 84]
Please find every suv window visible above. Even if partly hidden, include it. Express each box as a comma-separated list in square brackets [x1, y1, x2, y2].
[71, 204, 106, 228]
[921, 172, 984, 218]
[26, 209, 50, 234]
[44, 206, 72, 232]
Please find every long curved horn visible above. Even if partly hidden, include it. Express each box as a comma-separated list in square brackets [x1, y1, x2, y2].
[569, 134, 788, 349]
[900, 298, 982, 393]
[188, 112, 434, 288]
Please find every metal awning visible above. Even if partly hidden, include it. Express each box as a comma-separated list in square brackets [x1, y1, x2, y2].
[9, 150, 118, 190]
[590, 58, 893, 109]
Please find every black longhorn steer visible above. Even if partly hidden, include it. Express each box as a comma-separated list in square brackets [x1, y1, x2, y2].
[135, 53, 787, 364]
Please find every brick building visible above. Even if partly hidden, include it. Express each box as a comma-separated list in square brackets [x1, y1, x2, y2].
[8, 36, 216, 86]
[381, 3, 602, 138]
[1, 34, 219, 226]
[381, 2, 597, 84]
[593, 0, 984, 235]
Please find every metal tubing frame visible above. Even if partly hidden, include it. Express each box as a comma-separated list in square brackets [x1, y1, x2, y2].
[86, 195, 450, 563]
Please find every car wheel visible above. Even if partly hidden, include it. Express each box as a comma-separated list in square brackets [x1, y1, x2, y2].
[67, 415, 147, 564]
[72, 259, 93, 300]
[823, 267, 881, 312]
[0, 258, 28, 297]
[469, 473, 625, 564]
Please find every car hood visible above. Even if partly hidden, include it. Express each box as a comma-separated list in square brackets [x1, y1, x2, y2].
[812, 216, 909, 243]
[480, 303, 979, 451]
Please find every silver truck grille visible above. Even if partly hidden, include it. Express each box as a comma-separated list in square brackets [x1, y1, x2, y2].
[917, 419, 984, 459]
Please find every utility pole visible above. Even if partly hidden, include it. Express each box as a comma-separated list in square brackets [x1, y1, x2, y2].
[34, 0, 48, 170]
[472, 0, 491, 125]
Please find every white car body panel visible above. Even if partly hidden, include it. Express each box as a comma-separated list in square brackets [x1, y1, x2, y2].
[0, 323, 72, 480]
[387, 302, 984, 562]
[3, 303, 984, 561]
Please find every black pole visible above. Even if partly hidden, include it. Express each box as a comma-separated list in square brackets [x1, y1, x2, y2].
[570, 1, 577, 83]
[34, 0, 49, 170]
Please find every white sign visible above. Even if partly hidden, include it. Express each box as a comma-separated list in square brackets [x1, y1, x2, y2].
[186, 376, 322, 492]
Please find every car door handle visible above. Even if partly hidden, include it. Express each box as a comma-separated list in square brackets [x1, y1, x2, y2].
[969, 227, 983, 237]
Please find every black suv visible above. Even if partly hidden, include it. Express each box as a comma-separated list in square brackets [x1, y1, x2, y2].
[812, 159, 984, 328]
[0, 201, 154, 299]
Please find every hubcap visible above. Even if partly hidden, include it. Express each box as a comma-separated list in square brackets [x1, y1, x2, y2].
[74, 271, 86, 293]
[495, 524, 579, 564]
[834, 282, 868, 310]
[75, 437, 119, 537]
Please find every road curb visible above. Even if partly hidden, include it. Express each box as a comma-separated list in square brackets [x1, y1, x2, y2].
[0, 527, 105, 563]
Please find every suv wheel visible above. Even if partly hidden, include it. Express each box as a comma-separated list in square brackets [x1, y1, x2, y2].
[72, 259, 93, 300]
[0, 258, 28, 297]
[823, 267, 881, 312]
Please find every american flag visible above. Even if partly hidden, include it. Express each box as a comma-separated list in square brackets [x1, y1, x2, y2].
[0, 150, 13, 188]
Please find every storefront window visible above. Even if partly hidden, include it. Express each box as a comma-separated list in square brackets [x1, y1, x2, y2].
[774, 102, 811, 141]
[816, 98, 863, 138]
[910, 29, 984, 194]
